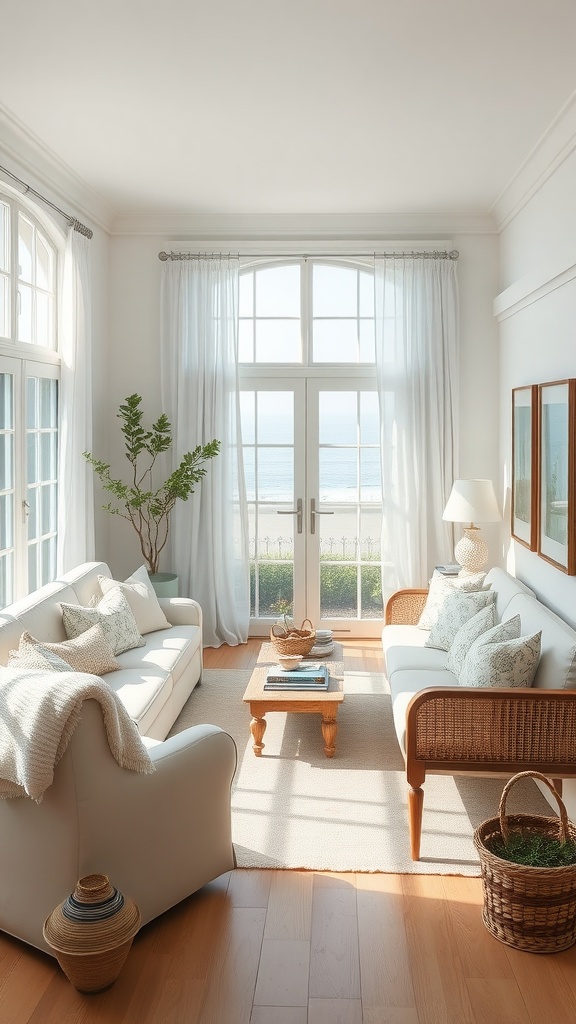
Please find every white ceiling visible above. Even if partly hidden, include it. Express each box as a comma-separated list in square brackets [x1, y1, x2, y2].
[1, 0, 576, 224]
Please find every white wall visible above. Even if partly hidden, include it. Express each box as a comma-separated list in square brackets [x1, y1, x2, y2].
[497, 145, 576, 815]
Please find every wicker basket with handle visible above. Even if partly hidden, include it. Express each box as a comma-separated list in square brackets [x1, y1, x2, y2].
[270, 618, 316, 657]
[473, 771, 576, 953]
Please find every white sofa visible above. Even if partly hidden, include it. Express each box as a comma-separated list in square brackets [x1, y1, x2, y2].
[0, 561, 203, 740]
[383, 567, 576, 859]
[0, 562, 237, 955]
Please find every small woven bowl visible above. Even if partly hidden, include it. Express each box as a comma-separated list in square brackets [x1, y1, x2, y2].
[278, 655, 303, 671]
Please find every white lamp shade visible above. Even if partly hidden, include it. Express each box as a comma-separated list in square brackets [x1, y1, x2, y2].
[442, 479, 501, 524]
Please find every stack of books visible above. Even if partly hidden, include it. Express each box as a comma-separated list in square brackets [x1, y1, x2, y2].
[264, 663, 330, 691]
[309, 629, 334, 656]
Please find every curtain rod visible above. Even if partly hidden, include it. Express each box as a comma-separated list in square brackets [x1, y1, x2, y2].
[0, 164, 93, 239]
[158, 249, 459, 262]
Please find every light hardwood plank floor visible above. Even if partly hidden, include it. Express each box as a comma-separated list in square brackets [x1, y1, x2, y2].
[3, 640, 576, 1023]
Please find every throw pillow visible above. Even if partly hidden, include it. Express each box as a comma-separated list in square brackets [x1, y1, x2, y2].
[8, 644, 73, 672]
[458, 630, 542, 689]
[12, 625, 120, 675]
[60, 587, 145, 656]
[97, 565, 170, 635]
[418, 571, 487, 630]
[458, 614, 521, 686]
[445, 604, 496, 677]
[425, 589, 496, 651]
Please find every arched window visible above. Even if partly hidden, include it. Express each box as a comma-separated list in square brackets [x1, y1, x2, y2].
[0, 191, 60, 606]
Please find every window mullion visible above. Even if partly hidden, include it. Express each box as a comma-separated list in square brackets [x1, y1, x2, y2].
[301, 258, 311, 366]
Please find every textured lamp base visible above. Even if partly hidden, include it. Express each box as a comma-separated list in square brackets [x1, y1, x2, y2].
[454, 528, 488, 573]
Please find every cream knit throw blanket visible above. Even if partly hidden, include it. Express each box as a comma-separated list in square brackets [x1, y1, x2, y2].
[0, 668, 153, 802]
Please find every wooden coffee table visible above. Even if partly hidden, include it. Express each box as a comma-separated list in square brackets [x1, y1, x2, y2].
[242, 642, 344, 758]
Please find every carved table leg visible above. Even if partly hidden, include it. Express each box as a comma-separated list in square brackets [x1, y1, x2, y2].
[250, 715, 266, 756]
[321, 708, 338, 758]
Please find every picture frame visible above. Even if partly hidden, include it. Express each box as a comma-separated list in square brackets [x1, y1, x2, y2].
[511, 385, 538, 549]
[537, 379, 576, 575]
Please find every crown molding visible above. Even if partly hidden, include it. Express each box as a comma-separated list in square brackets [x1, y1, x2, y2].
[491, 88, 576, 232]
[0, 103, 115, 234]
[110, 210, 496, 238]
[494, 251, 576, 322]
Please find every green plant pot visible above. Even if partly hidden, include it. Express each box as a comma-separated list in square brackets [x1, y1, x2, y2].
[149, 573, 179, 598]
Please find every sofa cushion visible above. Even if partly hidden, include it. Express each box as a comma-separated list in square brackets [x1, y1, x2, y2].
[425, 590, 496, 651]
[98, 566, 171, 635]
[483, 567, 535, 620]
[389, 668, 459, 756]
[459, 631, 542, 690]
[445, 604, 496, 677]
[60, 588, 145, 656]
[503, 594, 576, 690]
[417, 571, 487, 630]
[13, 625, 121, 675]
[116, 623, 202, 686]
[12, 583, 80, 644]
[103, 666, 173, 736]
[57, 561, 112, 607]
[386, 644, 448, 678]
[382, 624, 430, 657]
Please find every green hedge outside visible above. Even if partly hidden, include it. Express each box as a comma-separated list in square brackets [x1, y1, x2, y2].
[251, 561, 382, 617]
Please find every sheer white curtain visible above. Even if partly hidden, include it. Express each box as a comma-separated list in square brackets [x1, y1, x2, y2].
[375, 256, 459, 598]
[160, 257, 249, 647]
[57, 227, 95, 572]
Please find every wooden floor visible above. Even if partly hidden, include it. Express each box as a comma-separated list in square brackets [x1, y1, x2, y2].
[3, 640, 576, 1023]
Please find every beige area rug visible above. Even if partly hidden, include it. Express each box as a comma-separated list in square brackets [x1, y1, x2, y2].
[169, 668, 554, 875]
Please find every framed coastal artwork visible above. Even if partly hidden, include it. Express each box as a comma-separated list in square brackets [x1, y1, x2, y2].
[511, 385, 538, 549]
[537, 379, 576, 575]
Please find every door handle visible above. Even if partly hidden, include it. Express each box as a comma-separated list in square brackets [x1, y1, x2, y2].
[277, 497, 303, 534]
[310, 498, 334, 535]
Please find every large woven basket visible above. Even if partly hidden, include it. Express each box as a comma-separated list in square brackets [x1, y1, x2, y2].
[473, 771, 576, 953]
[270, 618, 316, 657]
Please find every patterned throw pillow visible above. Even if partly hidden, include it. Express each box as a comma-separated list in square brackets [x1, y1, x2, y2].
[418, 571, 487, 630]
[458, 631, 542, 689]
[8, 644, 72, 672]
[446, 604, 496, 676]
[458, 614, 521, 685]
[60, 587, 145, 656]
[12, 624, 120, 675]
[425, 590, 496, 651]
[97, 565, 170, 635]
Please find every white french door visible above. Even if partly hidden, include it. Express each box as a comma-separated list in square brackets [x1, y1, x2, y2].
[0, 355, 58, 607]
[242, 374, 383, 638]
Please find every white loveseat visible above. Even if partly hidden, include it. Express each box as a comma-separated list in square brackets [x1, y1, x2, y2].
[0, 562, 237, 955]
[383, 567, 576, 859]
[0, 561, 203, 740]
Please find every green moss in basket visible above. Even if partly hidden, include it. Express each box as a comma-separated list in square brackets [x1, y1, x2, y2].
[487, 832, 576, 868]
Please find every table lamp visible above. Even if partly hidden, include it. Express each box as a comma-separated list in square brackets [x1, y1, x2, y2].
[442, 479, 501, 573]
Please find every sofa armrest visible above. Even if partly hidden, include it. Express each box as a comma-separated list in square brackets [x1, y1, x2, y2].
[405, 685, 576, 788]
[385, 589, 428, 625]
[70, 705, 237, 930]
[158, 596, 202, 628]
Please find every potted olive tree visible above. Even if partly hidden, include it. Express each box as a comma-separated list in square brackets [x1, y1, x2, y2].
[84, 394, 220, 595]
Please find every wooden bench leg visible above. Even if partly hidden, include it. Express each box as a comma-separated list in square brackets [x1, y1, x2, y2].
[408, 786, 424, 861]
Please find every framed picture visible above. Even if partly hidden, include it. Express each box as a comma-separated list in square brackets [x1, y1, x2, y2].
[511, 385, 538, 549]
[537, 379, 576, 574]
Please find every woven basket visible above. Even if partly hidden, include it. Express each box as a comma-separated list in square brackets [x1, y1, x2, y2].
[473, 771, 576, 953]
[270, 618, 316, 657]
[43, 874, 141, 992]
